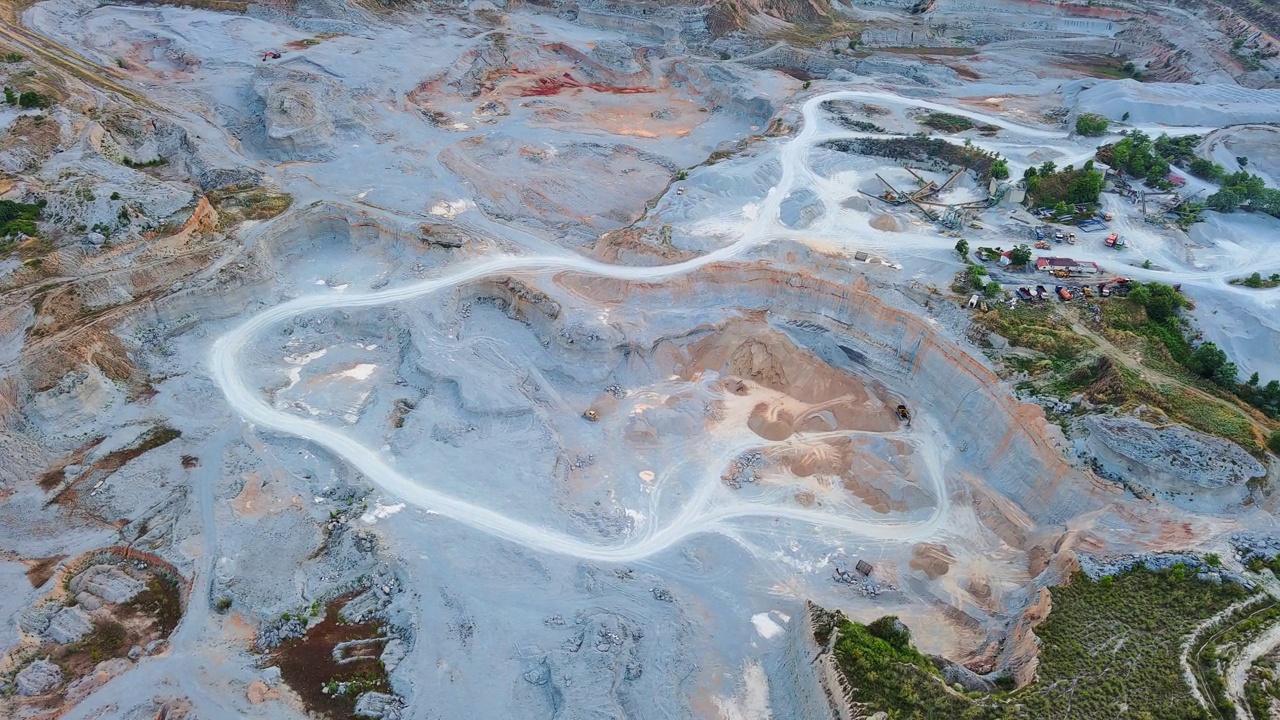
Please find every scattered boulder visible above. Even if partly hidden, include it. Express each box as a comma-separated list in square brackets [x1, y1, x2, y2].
[69, 565, 145, 604]
[380, 638, 408, 672]
[15, 659, 62, 696]
[354, 691, 404, 719]
[64, 658, 130, 702]
[44, 606, 93, 644]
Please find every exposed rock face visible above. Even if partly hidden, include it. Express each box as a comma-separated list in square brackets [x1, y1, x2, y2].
[15, 659, 62, 696]
[251, 67, 361, 162]
[354, 691, 403, 718]
[64, 658, 131, 703]
[69, 564, 146, 604]
[1084, 416, 1265, 489]
[45, 606, 93, 644]
[568, 266, 1108, 528]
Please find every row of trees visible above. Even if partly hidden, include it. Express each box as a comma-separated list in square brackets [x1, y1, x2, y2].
[1106, 131, 1178, 189]
[1128, 282, 1280, 420]
[1202, 170, 1280, 217]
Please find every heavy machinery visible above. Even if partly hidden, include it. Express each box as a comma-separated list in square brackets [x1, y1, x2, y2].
[897, 405, 912, 424]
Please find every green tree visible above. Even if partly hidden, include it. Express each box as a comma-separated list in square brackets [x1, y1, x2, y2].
[984, 280, 1002, 298]
[1269, 429, 1280, 455]
[2, 86, 13, 105]
[1023, 166, 1038, 180]
[1207, 189, 1242, 212]
[1075, 113, 1109, 137]
[1009, 244, 1032, 266]
[954, 238, 970, 260]
[1039, 160, 1057, 175]
[990, 158, 1009, 180]
[1189, 157, 1225, 181]
[16, 91, 47, 109]
[1190, 342, 1228, 378]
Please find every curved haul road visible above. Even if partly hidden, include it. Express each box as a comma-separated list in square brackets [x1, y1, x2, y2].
[210, 91, 1071, 562]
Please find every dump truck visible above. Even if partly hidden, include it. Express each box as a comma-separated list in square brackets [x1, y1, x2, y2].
[1105, 233, 1126, 249]
[1056, 285, 1072, 301]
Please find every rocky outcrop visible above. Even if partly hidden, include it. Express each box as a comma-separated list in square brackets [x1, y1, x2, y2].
[45, 606, 93, 644]
[69, 564, 146, 604]
[769, 602, 845, 720]
[15, 659, 62, 696]
[1084, 415, 1265, 490]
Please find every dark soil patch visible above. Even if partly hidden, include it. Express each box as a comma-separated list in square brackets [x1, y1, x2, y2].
[273, 594, 391, 719]
[53, 619, 130, 676]
[25, 555, 65, 587]
[37, 437, 105, 491]
[47, 426, 180, 505]
[123, 575, 183, 636]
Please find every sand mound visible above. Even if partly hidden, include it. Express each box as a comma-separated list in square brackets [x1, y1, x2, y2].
[870, 214, 900, 232]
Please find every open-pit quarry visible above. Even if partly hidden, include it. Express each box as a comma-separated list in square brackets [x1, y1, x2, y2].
[3, 0, 1280, 718]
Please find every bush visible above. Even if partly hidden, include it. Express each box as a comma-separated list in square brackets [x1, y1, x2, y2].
[17, 90, 49, 109]
[1075, 113, 1109, 137]
[954, 238, 969, 260]
[984, 280, 1002, 298]
[921, 112, 974, 133]
[1269, 430, 1280, 455]
[990, 158, 1009, 180]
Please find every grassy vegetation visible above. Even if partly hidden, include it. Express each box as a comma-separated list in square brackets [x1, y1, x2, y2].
[1191, 599, 1280, 718]
[274, 593, 392, 719]
[979, 297, 1264, 451]
[823, 568, 1253, 719]
[1245, 657, 1280, 720]
[814, 606, 999, 718]
[0, 198, 43, 249]
[1024, 568, 1251, 719]
[208, 187, 294, 224]
[921, 112, 974, 133]
[976, 303, 1092, 363]
[127, 574, 183, 636]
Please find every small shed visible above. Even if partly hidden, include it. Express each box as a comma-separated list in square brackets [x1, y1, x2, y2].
[855, 559, 874, 576]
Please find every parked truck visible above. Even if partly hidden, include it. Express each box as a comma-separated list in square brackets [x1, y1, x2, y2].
[1105, 233, 1126, 249]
